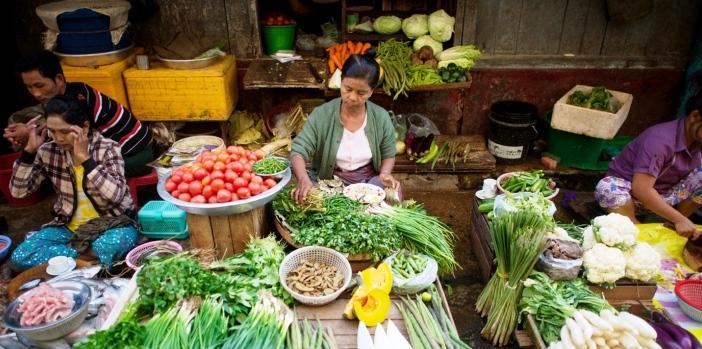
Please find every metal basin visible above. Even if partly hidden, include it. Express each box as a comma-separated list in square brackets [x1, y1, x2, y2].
[3, 281, 91, 341]
[156, 55, 221, 69]
[55, 45, 135, 67]
[157, 168, 292, 216]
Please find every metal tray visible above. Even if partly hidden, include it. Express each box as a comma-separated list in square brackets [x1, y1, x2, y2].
[55, 45, 135, 67]
[156, 55, 222, 69]
[156, 168, 292, 216]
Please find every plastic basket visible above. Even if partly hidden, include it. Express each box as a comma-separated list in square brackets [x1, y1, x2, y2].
[675, 280, 702, 322]
[138, 201, 188, 239]
[125, 240, 183, 270]
[278, 246, 352, 306]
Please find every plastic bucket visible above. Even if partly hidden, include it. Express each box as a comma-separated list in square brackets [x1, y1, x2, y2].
[0, 153, 46, 207]
[261, 25, 296, 55]
[487, 101, 538, 164]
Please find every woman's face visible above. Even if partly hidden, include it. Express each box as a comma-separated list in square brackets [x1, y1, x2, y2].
[46, 114, 87, 150]
[340, 77, 372, 109]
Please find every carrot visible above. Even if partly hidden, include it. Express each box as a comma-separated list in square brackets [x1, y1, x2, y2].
[328, 59, 335, 74]
[361, 42, 371, 53]
[355, 42, 364, 54]
[347, 41, 354, 52]
[330, 54, 342, 71]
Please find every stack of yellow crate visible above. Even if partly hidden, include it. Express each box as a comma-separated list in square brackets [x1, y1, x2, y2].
[123, 55, 238, 121]
[60, 49, 142, 109]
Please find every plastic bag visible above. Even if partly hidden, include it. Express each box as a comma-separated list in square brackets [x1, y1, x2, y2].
[390, 111, 407, 141]
[535, 238, 583, 280]
[384, 252, 438, 295]
[296, 33, 317, 51]
[404, 113, 440, 157]
[493, 192, 556, 217]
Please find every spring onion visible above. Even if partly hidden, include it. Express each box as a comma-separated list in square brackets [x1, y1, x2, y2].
[190, 297, 229, 349]
[222, 291, 294, 349]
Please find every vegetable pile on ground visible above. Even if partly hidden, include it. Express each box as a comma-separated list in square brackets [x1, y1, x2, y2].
[567, 86, 621, 113]
[475, 209, 553, 346]
[273, 186, 401, 260]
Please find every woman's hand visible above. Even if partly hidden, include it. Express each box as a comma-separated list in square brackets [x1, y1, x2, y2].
[70, 126, 89, 164]
[292, 177, 314, 204]
[379, 173, 400, 190]
[673, 217, 701, 240]
[23, 122, 47, 154]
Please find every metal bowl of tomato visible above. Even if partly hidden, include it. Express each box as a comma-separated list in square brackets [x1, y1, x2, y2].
[157, 146, 292, 216]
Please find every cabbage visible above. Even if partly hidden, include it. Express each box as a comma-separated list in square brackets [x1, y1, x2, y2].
[412, 35, 443, 55]
[428, 9, 455, 42]
[437, 58, 474, 69]
[373, 16, 402, 34]
[436, 45, 481, 61]
[402, 14, 429, 39]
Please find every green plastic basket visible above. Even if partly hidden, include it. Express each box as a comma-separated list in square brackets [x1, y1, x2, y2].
[138, 200, 188, 239]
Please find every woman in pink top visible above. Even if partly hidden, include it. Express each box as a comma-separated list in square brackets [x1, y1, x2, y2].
[596, 83, 702, 239]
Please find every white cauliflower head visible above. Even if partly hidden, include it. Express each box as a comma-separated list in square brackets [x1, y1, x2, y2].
[590, 213, 638, 249]
[583, 243, 626, 285]
[624, 242, 661, 282]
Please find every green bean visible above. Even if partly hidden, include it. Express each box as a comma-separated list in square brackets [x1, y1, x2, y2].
[253, 157, 288, 174]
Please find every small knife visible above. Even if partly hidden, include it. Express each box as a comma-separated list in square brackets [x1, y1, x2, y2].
[307, 62, 324, 83]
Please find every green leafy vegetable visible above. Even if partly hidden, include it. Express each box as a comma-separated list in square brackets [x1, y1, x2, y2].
[566, 86, 621, 113]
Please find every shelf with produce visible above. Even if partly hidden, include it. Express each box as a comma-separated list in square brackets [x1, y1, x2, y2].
[342, 32, 408, 42]
[323, 79, 472, 97]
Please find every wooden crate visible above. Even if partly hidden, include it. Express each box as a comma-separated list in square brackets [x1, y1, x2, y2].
[294, 278, 454, 349]
[470, 195, 494, 282]
[186, 206, 267, 259]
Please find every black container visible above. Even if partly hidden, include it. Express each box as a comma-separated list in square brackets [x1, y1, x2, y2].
[487, 101, 538, 164]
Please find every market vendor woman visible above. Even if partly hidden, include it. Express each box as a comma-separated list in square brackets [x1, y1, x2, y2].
[9, 96, 138, 271]
[595, 85, 702, 240]
[290, 53, 401, 203]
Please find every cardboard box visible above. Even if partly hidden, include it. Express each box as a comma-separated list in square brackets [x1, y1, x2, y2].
[123, 55, 238, 121]
[551, 85, 633, 140]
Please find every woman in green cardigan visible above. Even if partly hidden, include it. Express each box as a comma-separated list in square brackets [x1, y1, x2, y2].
[290, 53, 401, 203]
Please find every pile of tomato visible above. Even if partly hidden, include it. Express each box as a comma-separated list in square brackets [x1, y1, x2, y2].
[164, 146, 280, 204]
[262, 14, 296, 26]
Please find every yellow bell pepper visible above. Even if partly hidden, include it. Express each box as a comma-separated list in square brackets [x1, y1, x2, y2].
[353, 288, 391, 326]
[360, 263, 393, 294]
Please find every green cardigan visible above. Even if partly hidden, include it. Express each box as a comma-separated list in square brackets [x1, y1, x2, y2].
[291, 98, 396, 179]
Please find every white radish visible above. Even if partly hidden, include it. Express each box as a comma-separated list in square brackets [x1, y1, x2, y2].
[561, 324, 578, 349]
[573, 312, 594, 339]
[566, 318, 586, 347]
[618, 311, 657, 339]
[550, 342, 564, 349]
[593, 337, 606, 346]
[585, 338, 596, 349]
[581, 310, 613, 332]
[619, 332, 638, 348]
[600, 310, 638, 336]
[606, 339, 620, 347]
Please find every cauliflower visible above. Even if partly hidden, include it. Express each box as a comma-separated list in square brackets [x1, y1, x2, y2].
[583, 243, 626, 285]
[624, 242, 661, 282]
[583, 213, 638, 250]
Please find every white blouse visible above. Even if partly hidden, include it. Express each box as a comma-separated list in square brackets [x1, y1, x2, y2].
[336, 114, 373, 171]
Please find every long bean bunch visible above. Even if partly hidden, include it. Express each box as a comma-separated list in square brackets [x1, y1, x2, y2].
[376, 39, 413, 99]
[475, 210, 552, 346]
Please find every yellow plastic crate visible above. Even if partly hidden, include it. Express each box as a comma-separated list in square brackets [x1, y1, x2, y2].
[60, 48, 142, 109]
[123, 55, 238, 121]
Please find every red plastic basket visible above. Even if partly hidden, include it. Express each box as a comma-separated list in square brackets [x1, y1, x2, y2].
[675, 279, 702, 322]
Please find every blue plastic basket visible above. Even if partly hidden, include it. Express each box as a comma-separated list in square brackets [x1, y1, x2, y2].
[138, 201, 188, 239]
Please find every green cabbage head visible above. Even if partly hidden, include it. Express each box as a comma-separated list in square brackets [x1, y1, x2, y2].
[402, 14, 429, 39]
[428, 9, 455, 42]
[373, 16, 402, 34]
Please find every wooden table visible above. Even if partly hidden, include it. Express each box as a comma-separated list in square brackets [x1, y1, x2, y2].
[243, 59, 326, 90]
[294, 279, 454, 349]
[394, 135, 496, 174]
[186, 206, 268, 259]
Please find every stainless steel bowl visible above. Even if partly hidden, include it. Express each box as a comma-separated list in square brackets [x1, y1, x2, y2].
[157, 168, 292, 215]
[253, 156, 290, 180]
[3, 281, 91, 341]
[55, 45, 135, 67]
[156, 55, 222, 69]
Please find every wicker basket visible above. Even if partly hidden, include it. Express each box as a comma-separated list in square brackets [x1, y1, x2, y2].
[675, 279, 702, 322]
[278, 246, 352, 306]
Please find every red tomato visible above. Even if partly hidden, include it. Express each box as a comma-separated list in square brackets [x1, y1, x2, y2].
[182, 172, 194, 183]
[178, 193, 192, 202]
[210, 170, 224, 181]
[191, 195, 206, 204]
[247, 153, 258, 161]
[264, 178, 277, 188]
[241, 171, 252, 181]
[212, 148, 224, 155]
[202, 185, 214, 199]
[177, 182, 189, 193]
[251, 175, 263, 184]
[230, 193, 239, 201]
[217, 153, 229, 163]
[254, 150, 265, 160]
[226, 145, 238, 154]
[243, 163, 253, 173]
[238, 157, 249, 165]
[173, 169, 185, 178]
[165, 180, 177, 192]
[194, 168, 208, 181]
[208, 196, 218, 204]
[248, 182, 262, 196]
[189, 181, 203, 196]
[225, 182, 234, 192]
[171, 190, 181, 198]
[236, 187, 251, 199]
[229, 153, 240, 161]
[233, 177, 247, 189]
[224, 170, 238, 183]
[229, 161, 244, 174]
[201, 175, 211, 186]
[211, 178, 225, 192]
[203, 160, 215, 172]
[276, 15, 284, 21]
[214, 161, 226, 172]
[170, 175, 182, 184]
[217, 189, 233, 203]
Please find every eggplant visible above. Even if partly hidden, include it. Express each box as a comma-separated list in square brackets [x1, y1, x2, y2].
[652, 323, 685, 349]
[652, 310, 672, 324]
[653, 322, 696, 349]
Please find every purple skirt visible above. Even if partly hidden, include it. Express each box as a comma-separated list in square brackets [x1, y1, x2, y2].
[333, 163, 403, 201]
